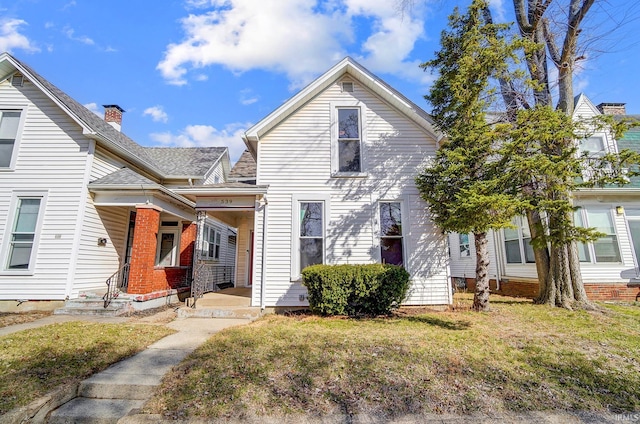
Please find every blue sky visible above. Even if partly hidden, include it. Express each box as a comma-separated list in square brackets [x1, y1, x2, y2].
[1, 0, 639, 163]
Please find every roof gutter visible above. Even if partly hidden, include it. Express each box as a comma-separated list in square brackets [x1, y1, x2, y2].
[173, 186, 268, 196]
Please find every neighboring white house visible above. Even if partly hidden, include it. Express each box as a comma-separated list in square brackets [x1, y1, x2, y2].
[448, 94, 640, 301]
[0, 52, 237, 311]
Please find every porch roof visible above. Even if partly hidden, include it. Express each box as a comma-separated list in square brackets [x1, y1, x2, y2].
[173, 182, 268, 198]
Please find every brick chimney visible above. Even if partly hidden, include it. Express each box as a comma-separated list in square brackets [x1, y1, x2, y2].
[103, 105, 125, 131]
[596, 102, 626, 116]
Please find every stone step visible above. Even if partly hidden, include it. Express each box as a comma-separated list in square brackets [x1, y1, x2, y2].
[79, 373, 163, 400]
[177, 305, 261, 319]
[54, 297, 134, 317]
[47, 398, 144, 424]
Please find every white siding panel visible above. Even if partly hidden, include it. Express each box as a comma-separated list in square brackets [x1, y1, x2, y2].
[255, 80, 451, 306]
[0, 80, 90, 300]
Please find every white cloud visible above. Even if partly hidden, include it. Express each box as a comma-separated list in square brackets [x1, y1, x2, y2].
[143, 105, 169, 123]
[239, 88, 258, 105]
[83, 102, 102, 117]
[489, 0, 506, 22]
[0, 19, 39, 53]
[150, 122, 250, 162]
[63, 26, 95, 45]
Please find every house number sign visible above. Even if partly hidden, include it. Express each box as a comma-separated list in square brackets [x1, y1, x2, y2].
[197, 196, 255, 210]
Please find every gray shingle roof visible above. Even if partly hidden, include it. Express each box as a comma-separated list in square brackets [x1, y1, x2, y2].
[229, 150, 256, 179]
[145, 147, 226, 177]
[9, 54, 160, 172]
[89, 168, 160, 187]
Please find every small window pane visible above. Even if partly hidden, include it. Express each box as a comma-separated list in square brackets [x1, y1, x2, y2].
[8, 244, 32, 269]
[576, 241, 590, 262]
[579, 136, 605, 156]
[338, 140, 361, 172]
[381, 238, 403, 266]
[459, 233, 470, 257]
[338, 109, 359, 139]
[300, 238, 323, 270]
[505, 240, 522, 263]
[593, 235, 621, 262]
[0, 140, 14, 167]
[523, 238, 535, 263]
[0, 111, 20, 139]
[587, 210, 616, 234]
[300, 202, 323, 237]
[380, 202, 402, 236]
[14, 199, 40, 232]
[158, 233, 175, 266]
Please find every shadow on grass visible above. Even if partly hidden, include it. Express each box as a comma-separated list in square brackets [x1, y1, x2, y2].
[404, 315, 472, 330]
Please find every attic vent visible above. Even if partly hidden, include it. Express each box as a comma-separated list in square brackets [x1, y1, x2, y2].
[11, 74, 24, 87]
[341, 82, 354, 92]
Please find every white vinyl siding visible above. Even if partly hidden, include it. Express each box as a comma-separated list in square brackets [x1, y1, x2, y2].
[0, 79, 91, 300]
[253, 78, 450, 307]
[203, 161, 226, 185]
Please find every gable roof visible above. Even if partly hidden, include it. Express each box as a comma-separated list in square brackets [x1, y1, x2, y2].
[0, 52, 165, 177]
[242, 57, 441, 156]
[145, 147, 227, 178]
[89, 167, 158, 187]
[228, 149, 256, 180]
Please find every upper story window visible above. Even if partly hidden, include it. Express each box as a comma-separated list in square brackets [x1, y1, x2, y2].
[0, 110, 22, 169]
[3, 194, 46, 273]
[337, 108, 361, 172]
[379, 201, 404, 266]
[503, 216, 535, 264]
[578, 135, 606, 158]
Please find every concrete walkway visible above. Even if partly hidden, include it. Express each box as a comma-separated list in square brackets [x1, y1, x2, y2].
[0, 312, 250, 423]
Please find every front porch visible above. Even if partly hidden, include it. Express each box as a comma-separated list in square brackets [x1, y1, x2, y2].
[178, 287, 260, 319]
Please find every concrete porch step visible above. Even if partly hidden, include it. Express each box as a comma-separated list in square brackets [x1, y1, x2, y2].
[54, 298, 133, 317]
[177, 305, 261, 319]
[47, 398, 144, 424]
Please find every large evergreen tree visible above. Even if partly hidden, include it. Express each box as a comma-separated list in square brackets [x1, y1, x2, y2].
[416, 0, 525, 312]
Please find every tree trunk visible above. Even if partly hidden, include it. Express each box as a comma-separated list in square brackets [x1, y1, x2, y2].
[473, 231, 491, 311]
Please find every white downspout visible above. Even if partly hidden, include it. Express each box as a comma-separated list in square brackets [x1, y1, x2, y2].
[259, 196, 268, 310]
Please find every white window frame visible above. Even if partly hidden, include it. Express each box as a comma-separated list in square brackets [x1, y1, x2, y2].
[459, 233, 472, 258]
[578, 133, 607, 158]
[155, 222, 180, 267]
[378, 200, 407, 267]
[503, 216, 535, 265]
[203, 224, 222, 261]
[330, 101, 367, 178]
[576, 206, 622, 264]
[1, 191, 47, 275]
[291, 194, 329, 280]
[0, 107, 27, 171]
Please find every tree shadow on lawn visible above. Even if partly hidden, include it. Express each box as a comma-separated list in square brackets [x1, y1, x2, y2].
[403, 315, 472, 330]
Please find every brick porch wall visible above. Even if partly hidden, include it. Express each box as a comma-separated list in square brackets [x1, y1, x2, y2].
[128, 205, 161, 295]
[180, 222, 196, 267]
[152, 267, 188, 289]
[457, 277, 640, 301]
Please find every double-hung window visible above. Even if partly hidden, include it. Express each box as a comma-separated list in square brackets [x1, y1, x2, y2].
[4, 196, 44, 272]
[503, 216, 535, 264]
[379, 202, 404, 266]
[0, 110, 22, 169]
[337, 108, 361, 173]
[459, 233, 471, 258]
[203, 226, 221, 260]
[576, 208, 621, 263]
[299, 202, 324, 272]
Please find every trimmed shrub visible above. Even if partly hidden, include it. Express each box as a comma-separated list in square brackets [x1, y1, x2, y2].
[301, 263, 410, 316]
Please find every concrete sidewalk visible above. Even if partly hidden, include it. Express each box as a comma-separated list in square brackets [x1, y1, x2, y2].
[1, 312, 250, 423]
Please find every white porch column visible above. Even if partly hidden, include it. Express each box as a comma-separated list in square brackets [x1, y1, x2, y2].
[195, 210, 207, 264]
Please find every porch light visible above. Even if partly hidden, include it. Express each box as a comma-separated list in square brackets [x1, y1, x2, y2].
[616, 206, 625, 215]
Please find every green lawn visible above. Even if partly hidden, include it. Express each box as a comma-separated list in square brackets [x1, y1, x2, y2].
[145, 294, 640, 420]
[0, 322, 173, 415]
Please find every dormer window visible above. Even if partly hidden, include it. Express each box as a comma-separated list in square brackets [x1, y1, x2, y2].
[578, 135, 605, 157]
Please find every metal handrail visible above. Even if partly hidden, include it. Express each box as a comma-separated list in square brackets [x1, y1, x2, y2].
[191, 263, 235, 308]
[103, 263, 130, 308]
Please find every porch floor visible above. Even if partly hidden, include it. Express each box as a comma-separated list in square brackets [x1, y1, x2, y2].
[197, 287, 252, 307]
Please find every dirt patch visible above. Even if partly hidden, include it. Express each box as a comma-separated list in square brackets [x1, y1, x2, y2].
[0, 311, 53, 328]
[125, 305, 178, 324]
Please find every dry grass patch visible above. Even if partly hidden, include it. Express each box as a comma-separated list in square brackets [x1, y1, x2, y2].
[145, 294, 640, 420]
[0, 322, 173, 415]
[0, 311, 52, 328]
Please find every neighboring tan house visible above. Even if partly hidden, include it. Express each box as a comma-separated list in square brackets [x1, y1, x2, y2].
[448, 94, 640, 301]
[0, 52, 237, 311]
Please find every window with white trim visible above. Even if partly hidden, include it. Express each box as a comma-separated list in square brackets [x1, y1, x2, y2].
[299, 202, 324, 272]
[203, 225, 221, 260]
[0, 110, 22, 169]
[331, 103, 366, 176]
[459, 233, 471, 258]
[578, 135, 606, 157]
[4, 196, 44, 272]
[503, 216, 535, 264]
[575, 207, 622, 263]
[379, 202, 404, 266]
